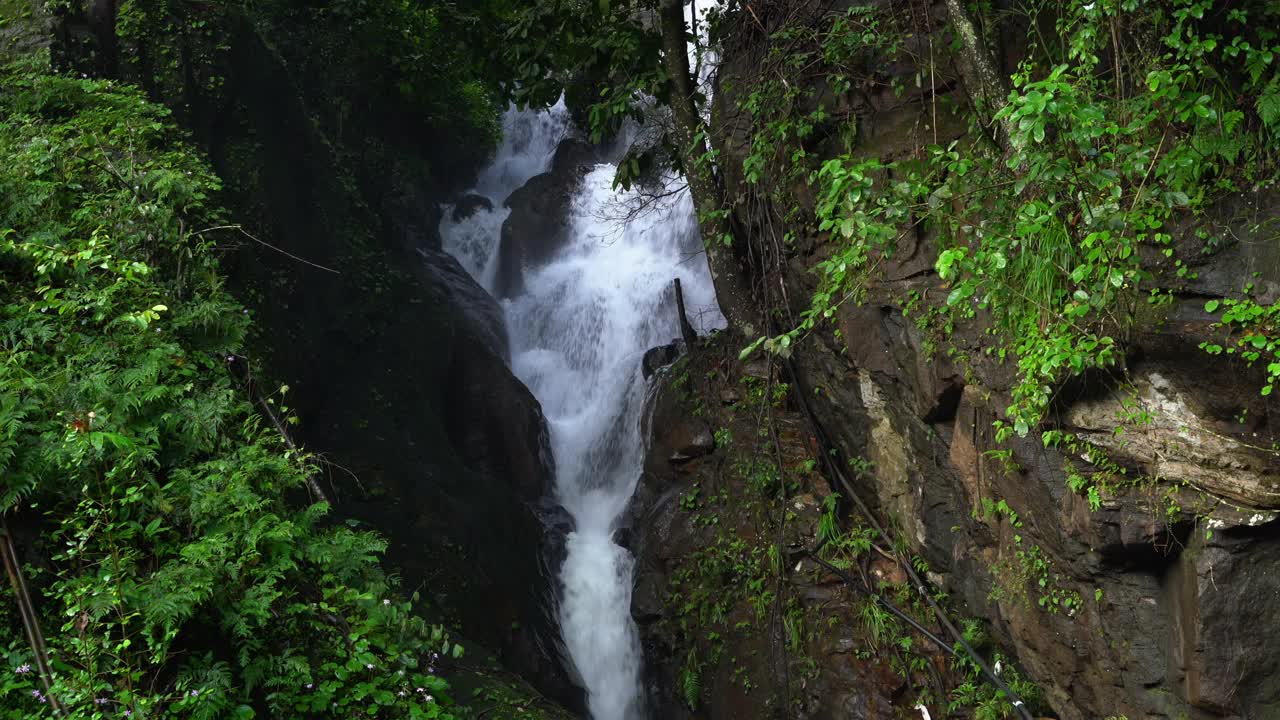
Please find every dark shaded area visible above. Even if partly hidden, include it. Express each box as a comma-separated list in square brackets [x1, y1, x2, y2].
[49, 0, 582, 709]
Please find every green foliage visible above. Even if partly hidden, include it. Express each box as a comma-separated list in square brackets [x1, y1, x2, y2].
[1042, 428, 1131, 511]
[1200, 296, 1280, 396]
[729, 5, 904, 214]
[752, 0, 1279, 463]
[501, 0, 667, 143]
[678, 652, 701, 710]
[815, 494, 875, 570]
[811, 155, 932, 311]
[0, 64, 467, 719]
[948, 623, 1042, 720]
[980, 501, 1082, 616]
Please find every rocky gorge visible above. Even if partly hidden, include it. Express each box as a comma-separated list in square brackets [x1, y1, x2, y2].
[4, 0, 1279, 719]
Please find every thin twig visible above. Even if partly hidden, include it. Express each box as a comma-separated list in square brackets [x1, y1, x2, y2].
[233, 358, 334, 505]
[1, 513, 67, 716]
[193, 224, 340, 274]
[785, 355, 1035, 720]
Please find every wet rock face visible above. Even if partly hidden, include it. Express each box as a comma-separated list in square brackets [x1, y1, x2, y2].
[673, 6, 1280, 719]
[1067, 367, 1280, 507]
[770, 227, 1280, 720]
[1184, 527, 1280, 713]
[495, 138, 601, 297]
[632, 315, 1280, 720]
[296, 243, 579, 709]
[626, 339, 916, 720]
[418, 247, 509, 361]
[437, 320, 582, 706]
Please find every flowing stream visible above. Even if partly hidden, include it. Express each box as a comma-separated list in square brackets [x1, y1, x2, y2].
[440, 105, 723, 720]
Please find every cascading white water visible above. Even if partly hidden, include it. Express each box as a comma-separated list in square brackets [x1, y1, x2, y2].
[441, 106, 723, 720]
[441, 104, 570, 290]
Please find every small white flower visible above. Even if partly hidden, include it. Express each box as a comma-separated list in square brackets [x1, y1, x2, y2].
[383, 599, 391, 605]
[365, 663, 374, 670]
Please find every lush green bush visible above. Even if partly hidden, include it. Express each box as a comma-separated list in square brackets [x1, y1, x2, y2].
[0, 59, 464, 719]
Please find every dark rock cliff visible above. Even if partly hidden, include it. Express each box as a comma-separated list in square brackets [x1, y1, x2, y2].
[630, 2, 1280, 719]
[628, 338, 920, 720]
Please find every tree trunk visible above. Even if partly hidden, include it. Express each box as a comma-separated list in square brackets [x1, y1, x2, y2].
[657, 0, 759, 337]
[942, 0, 1020, 152]
[86, 0, 119, 76]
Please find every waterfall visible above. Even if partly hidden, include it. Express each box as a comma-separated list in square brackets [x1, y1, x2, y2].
[441, 104, 570, 290]
[440, 105, 724, 720]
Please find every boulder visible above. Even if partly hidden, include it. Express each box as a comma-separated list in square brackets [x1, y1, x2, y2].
[452, 193, 494, 221]
[495, 139, 601, 297]
[668, 421, 714, 464]
[642, 341, 681, 379]
[550, 138, 599, 176]
[418, 246, 509, 361]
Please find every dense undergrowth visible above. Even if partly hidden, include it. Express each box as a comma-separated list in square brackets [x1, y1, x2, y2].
[0, 59, 471, 719]
[0, 0, 577, 717]
[650, 336, 1044, 718]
